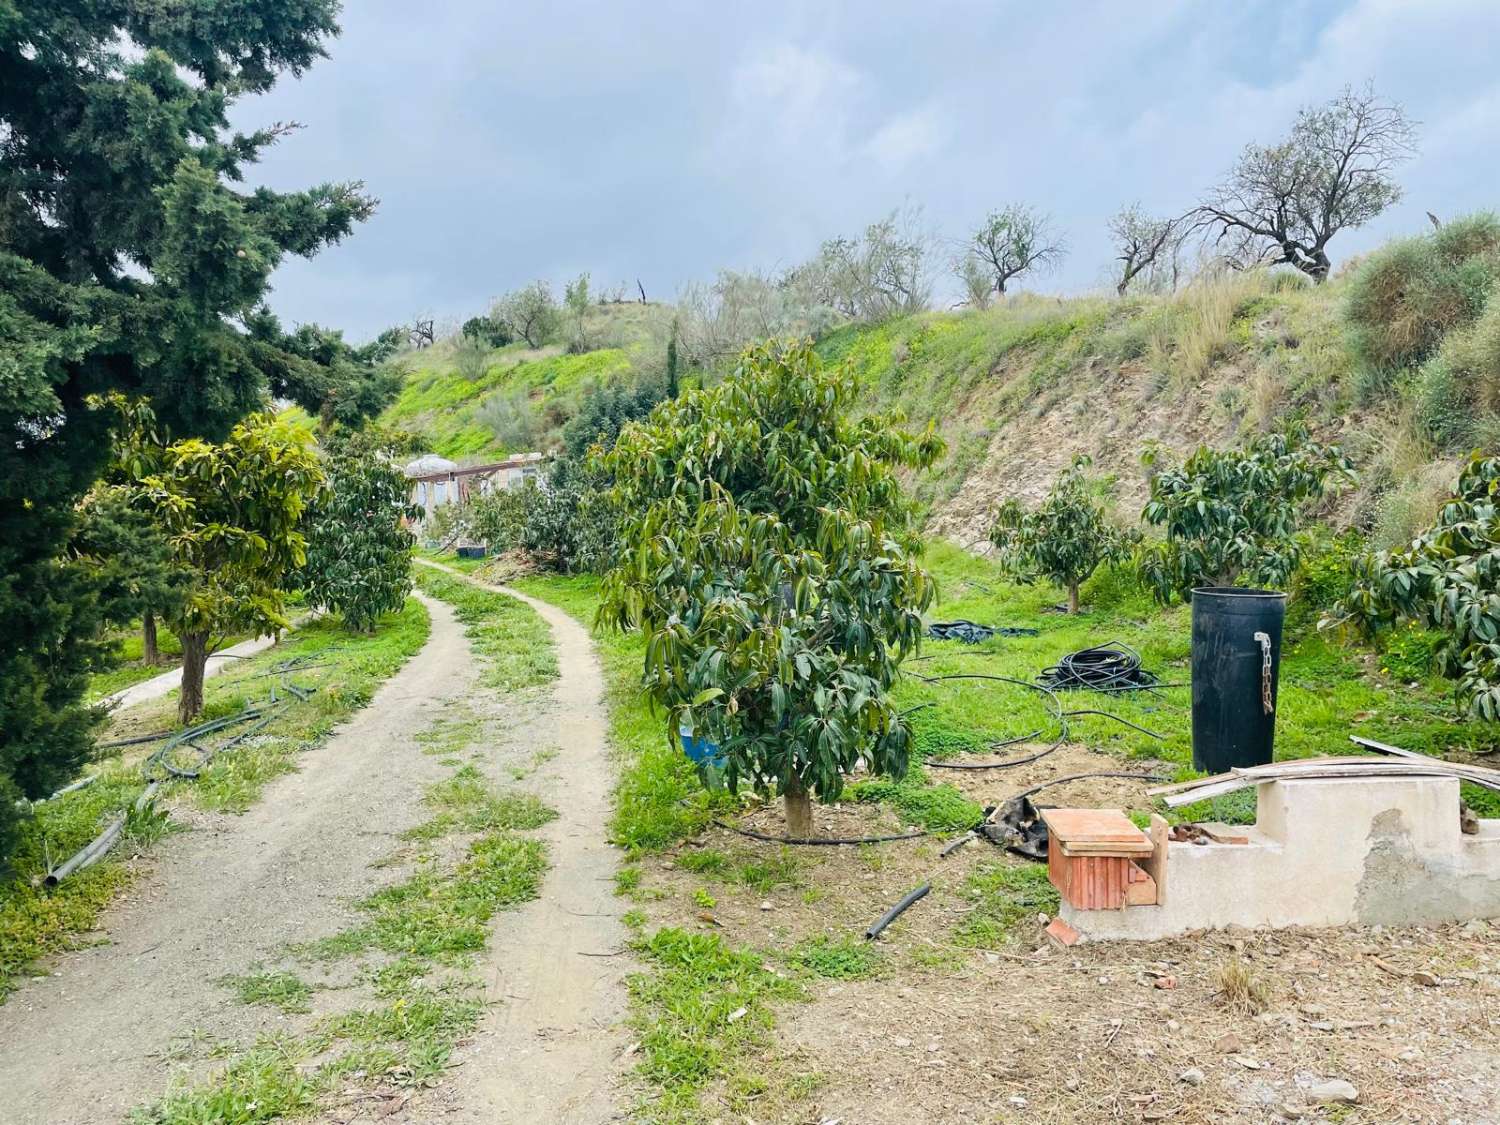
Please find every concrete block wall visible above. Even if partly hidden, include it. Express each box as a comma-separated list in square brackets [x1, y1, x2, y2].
[1063, 776, 1500, 941]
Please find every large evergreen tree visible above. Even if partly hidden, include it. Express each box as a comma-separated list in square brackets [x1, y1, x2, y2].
[0, 3, 379, 860]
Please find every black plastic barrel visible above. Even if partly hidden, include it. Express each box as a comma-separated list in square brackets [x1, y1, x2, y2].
[1190, 587, 1286, 773]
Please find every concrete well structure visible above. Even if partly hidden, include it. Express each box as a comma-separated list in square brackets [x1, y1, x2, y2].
[1061, 776, 1500, 941]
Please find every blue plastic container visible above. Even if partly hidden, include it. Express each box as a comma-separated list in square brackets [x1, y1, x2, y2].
[679, 725, 726, 769]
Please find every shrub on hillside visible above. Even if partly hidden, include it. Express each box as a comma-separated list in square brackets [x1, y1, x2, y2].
[1345, 212, 1500, 373]
[1138, 428, 1356, 603]
[989, 455, 1133, 614]
[1337, 452, 1500, 718]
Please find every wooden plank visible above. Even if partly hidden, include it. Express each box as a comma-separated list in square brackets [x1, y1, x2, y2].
[1144, 813, 1170, 906]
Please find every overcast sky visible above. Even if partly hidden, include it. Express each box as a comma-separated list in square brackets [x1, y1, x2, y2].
[234, 0, 1500, 341]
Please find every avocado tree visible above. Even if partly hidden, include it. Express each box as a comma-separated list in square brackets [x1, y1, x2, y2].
[1138, 430, 1355, 603]
[136, 414, 324, 723]
[599, 341, 943, 836]
[1337, 453, 1500, 718]
[989, 456, 1132, 613]
[302, 433, 418, 633]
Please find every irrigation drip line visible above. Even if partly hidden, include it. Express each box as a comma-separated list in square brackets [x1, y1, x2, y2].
[1061, 710, 1166, 740]
[44, 663, 318, 886]
[926, 620, 1039, 644]
[1013, 771, 1171, 800]
[713, 819, 927, 847]
[913, 670, 1165, 769]
[1036, 641, 1161, 693]
[913, 672, 1070, 770]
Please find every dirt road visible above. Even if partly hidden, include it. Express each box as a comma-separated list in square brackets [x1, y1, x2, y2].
[402, 563, 630, 1124]
[2, 574, 630, 1124]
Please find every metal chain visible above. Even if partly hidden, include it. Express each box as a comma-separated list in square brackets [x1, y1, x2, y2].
[1254, 631, 1274, 714]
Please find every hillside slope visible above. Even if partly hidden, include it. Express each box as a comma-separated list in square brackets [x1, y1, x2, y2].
[821, 269, 1460, 552]
[384, 226, 1498, 553]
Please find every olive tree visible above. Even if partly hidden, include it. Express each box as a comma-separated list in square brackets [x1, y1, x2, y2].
[599, 341, 943, 836]
[136, 414, 325, 722]
[990, 456, 1132, 613]
[1336, 453, 1500, 718]
[1138, 430, 1355, 604]
[957, 204, 1066, 298]
[302, 433, 418, 632]
[1194, 84, 1416, 282]
[1109, 204, 1184, 296]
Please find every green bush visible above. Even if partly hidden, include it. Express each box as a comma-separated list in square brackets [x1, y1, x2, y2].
[1379, 621, 1442, 682]
[1345, 212, 1500, 374]
[1288, 530, 1363, 630]
[1414, 358, 1472, 448]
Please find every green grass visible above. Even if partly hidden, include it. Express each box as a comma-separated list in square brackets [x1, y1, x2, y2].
[413, 564, 558, 690]
[0, 599, 431, 1003]
[849, 774, 983, 834]
[511, 573, 722, 851]
[953, 862, 1060, 948]
[786, 934, 882, 979]
[402, 764, 557, 841]
[626, 927, 804, 1118]
[220, 969, 315, 1014]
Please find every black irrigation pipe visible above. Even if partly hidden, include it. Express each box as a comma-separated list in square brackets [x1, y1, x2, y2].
[713, 819, 927, 847]
[865, 883, 931, 940]
[912, 672, 1071, 771]
[1036, 640, 1158, 693]
[1013, 771, 1171, 800]
[1061, 710, 1166, 741]
[912, 670, 1170, 769]
[97, 730, 174, 750]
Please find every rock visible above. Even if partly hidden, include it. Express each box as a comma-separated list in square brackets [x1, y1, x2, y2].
[1276, 1103, 1305, 1119]
[1008, 1095, 1028, 1108]
[1065, 1077, 1080, 1092]
[1178, 1067, 1205, 1086]
[1461, 918, 1490, 938]
[1154, 974, 1177, 990]
[892, 1036, 912, 1048]
[726, 1006, 747, 1023]
[758, 900, 772, 911]
[1167, 1019, 1181, 1033]
[1213, 1033, 1243, 1053]
[1231, 1055, 1264, 1070]
[1306, 1079, 1358, 1105]
[1411, 970, 1440, 987]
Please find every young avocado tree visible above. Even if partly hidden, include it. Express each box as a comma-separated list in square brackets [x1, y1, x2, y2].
[989, 456, 1133, 613]
[1138, 429, 1355, 603]
[599, 341, 944, 837]
[1336, 453, 1500, 718]
[301, 432, 419, 633]
[136, 414, 324, 723]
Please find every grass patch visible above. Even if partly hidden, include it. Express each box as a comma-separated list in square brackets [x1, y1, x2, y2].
[413, 565, 557, 690]
[849, 775, 983, 834]
[220, 969, 315, 1014]
[402, 765, 557, 841]
[953, 862, 1059, 948]
[300, 832, 547, 962]
[787, 934, 882, 979]
[627, 927, 804, 1117]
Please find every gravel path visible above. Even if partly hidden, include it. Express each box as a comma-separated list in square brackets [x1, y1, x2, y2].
[0, 594, 469, 1124]
[400, 564, 629, 1124]
[100, 618, 311, 712]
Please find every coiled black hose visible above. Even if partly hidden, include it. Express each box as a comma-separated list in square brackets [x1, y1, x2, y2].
[1036, 641, 1160, 693]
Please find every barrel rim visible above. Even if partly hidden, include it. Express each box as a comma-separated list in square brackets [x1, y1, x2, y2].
[1191, 585, 1287, 600]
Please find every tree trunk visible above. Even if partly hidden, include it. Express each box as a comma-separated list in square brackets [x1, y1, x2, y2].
[784, 777, 814, 839]
[178, 631, 209, 725]
[1067, 581, 1081, 615]
[142, 612, 159, 665]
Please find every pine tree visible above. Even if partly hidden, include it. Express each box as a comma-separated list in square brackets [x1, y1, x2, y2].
[0, 4, 379, 862]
